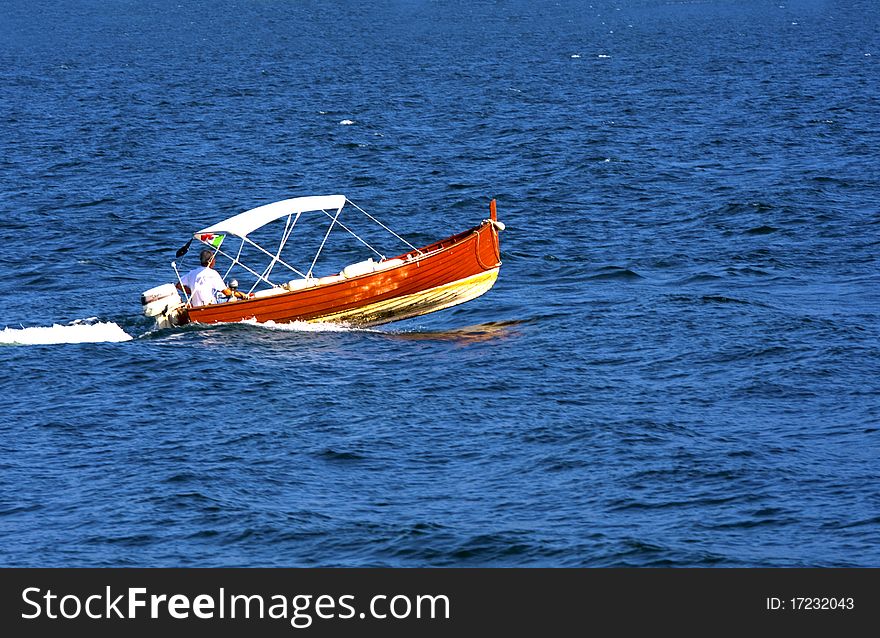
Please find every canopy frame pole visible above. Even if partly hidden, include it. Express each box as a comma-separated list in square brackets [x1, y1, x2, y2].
[306, 206, 343, 279]
[170, 261, 193, 306]
[187, 196, 425, 290]
[196, 239, 302, 289]
[222, 238, 245, 281]
[253, 212, 301, 294]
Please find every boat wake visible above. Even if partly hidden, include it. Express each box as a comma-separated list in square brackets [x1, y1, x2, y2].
[238, 318, 372, 333]
[0, 319, 133, 345]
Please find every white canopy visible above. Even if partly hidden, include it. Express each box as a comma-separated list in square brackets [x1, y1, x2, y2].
[195, 195, 346, 238]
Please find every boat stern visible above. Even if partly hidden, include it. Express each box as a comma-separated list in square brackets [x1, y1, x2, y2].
[141, 283, 186, 329]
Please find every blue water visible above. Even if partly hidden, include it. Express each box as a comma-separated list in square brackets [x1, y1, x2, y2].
[1, 0, 878, 567]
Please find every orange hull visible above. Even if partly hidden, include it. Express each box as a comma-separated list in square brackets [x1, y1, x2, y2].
[180, 219, 502, 327]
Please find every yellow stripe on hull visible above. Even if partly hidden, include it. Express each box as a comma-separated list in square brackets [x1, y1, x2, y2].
[310, 268, 500, 327]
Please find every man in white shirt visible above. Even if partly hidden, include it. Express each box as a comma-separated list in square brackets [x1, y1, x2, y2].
[178, 249, 248, 306]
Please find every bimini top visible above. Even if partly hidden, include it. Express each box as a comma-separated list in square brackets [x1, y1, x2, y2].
[195, 195, 346, 239]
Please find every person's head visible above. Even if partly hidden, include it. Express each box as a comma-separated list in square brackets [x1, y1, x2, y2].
[199, 249, 215, 267]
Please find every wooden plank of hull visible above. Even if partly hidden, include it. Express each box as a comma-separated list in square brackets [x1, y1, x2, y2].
[183, 219, 501, 327]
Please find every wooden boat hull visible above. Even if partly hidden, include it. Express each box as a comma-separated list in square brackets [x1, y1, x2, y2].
[179, 218, 502, 328]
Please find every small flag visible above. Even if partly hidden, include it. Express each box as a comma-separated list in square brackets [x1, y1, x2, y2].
[199, 233, 225, 249]
[175, 239, 192, 258]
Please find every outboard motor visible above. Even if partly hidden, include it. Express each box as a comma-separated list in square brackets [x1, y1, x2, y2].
[141, 283, 184, 329]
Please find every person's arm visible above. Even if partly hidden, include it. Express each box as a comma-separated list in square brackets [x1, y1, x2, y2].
[222, 287, 249, 300]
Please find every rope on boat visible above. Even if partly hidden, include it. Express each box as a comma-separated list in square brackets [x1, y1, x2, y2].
[473, 224, 502, 271]
[346, 199, 423, 255]
[473, 229, 492, 271]
[317, 209, 386, 261]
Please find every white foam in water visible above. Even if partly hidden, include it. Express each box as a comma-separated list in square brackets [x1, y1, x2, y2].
[339, 119, 355, 125]
[0, 321, 133, 345]
[239, 318, 363, 333]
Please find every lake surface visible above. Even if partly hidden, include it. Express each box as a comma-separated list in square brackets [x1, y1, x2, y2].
[1, 0, 878, 567]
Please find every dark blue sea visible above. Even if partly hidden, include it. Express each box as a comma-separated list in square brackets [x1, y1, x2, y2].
[1, 0, 878, 567]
